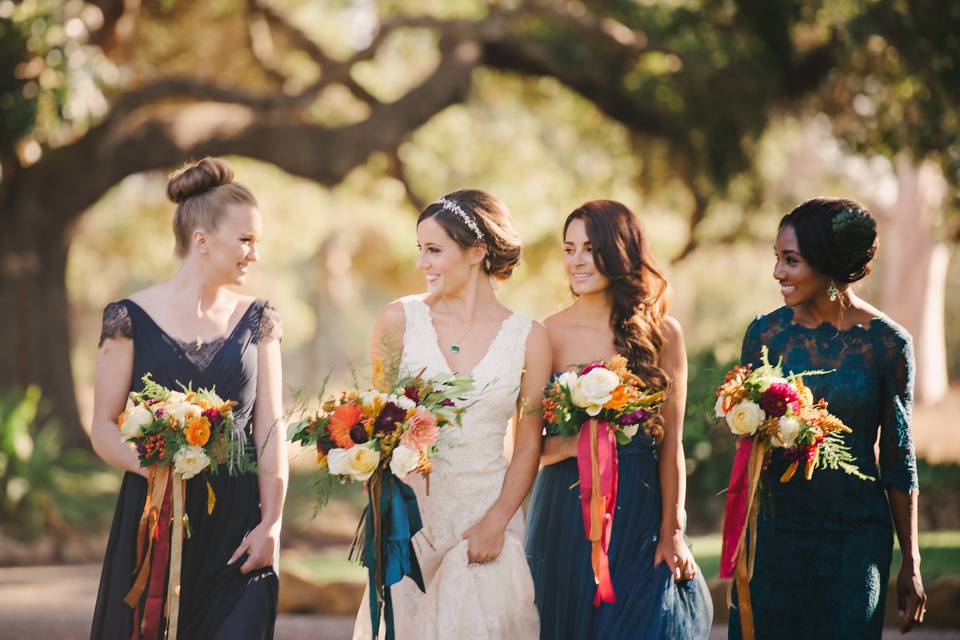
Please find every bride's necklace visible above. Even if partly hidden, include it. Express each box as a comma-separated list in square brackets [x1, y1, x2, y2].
[450, 319, 476, 353]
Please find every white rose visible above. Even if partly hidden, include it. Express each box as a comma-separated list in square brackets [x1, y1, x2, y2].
[772, 415, 802, 448]
[389, 445, 421, 479]
[725, 400, 765, 436]
[173, 445, 210, 479]
[556, 371, 579, 391]
[326, 448, 350, 475]
[714, 395, 728, 418]
[570, 367, 620, 416]
[120, 405, 153, 441]
[621, 424, 640, 439]
[170, 402, 202, 427]
[166, 391, 187, 404]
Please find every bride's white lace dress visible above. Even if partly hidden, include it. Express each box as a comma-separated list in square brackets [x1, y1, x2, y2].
[353, 295, 540, 639]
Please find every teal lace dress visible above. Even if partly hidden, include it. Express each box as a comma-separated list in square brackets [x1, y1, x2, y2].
[728, 306, 918, 639]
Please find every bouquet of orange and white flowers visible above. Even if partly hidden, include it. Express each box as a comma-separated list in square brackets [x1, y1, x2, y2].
[717, 347, 873, 640]
[117, 374, 255, 640]
[714, 346, 870, 483]
[542, 354, 665, 445]
[288, 367, 474, 639]
[541, 355, 665, 606]
[289, 369, 473, 490]
[119, 374, 255, 479]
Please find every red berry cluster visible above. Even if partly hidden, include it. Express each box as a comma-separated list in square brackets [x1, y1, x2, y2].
[144, 434, 166, 461]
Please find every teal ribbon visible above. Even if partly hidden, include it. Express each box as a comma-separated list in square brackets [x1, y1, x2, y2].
[364, 471, 425, 640]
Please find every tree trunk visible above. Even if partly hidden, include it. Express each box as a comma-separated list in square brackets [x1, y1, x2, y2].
[0, 198, 84, 446]
[878, 154, 950, 405]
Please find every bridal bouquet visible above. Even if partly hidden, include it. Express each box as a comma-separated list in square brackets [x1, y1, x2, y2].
[288, 366, 474, 639]
[717, 346, 873, 640]
[118, 374, 255, 640]
[541, 355, 664, 606]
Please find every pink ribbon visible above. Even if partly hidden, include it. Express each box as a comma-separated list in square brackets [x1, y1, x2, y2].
[720, 436, 752, 579]
[576, 419, 618, 606]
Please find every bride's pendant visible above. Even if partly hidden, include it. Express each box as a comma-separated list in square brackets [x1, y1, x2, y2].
[450, 344, 461, 353]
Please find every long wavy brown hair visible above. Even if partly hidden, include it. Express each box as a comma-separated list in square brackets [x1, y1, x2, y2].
[564, 200, 670, 432]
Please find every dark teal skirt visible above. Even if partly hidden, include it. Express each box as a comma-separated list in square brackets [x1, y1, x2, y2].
[524, 441, 712, 639]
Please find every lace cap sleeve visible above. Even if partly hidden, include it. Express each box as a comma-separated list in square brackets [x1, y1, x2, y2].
[877, 324, 919, 493]
[255, 301, 283, 344]
[99, 302, 133, 346]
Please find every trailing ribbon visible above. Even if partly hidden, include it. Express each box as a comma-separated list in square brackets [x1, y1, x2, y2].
[124, 465, 186, 640]
[720, 437, 767, 640]
[360, 470, 425, 640]
[576, 419, 618, 606]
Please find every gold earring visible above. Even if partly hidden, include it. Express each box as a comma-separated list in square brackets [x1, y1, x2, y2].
[827, 281, 840, 302]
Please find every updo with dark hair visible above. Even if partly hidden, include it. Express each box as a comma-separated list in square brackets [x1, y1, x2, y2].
[417, 189, 522, 280]
[166, 157, 258, 258]
[779, 197, 878, 283]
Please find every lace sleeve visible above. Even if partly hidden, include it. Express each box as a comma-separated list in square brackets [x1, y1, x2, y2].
[739, 315, 764, 369]
[99, 302, 133, 347]
[254, 301, 283, 344]
[878, 328, 919, 493]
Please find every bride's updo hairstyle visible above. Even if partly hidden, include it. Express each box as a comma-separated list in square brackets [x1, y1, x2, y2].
[564, 200, 670, 438]
[166, 157, 258, 258]
[417, 189, 523, 280]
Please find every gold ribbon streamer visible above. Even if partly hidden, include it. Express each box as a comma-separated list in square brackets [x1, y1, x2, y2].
[164, 473, 185, 640]
[726, 439, 767, 640]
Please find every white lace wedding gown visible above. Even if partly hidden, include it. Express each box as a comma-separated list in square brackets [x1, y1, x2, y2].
[353, 295, 540, 639]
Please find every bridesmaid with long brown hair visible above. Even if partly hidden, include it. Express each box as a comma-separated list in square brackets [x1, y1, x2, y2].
[524, 200, 712, 639]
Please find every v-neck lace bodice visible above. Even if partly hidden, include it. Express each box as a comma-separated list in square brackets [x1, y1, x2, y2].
[352, 295, 540, 639]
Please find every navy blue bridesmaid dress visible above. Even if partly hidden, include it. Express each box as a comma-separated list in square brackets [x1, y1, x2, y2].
[90, 298, 281, 639]
[525, 386, 713, 639]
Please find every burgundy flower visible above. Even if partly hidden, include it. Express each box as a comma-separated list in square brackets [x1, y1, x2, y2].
[441, 399, 455, 407]
[404, 385, 421, 403]
[618, 409, 650, 425]
[153, 408, 166, 418]
[580, 361, 606, 375]
[759, 382, 800, 418]
[374, 402, 407, 434]
[202, 408, 222, 427]
[350, 424, 370, 444]
[136, 442, 147, 456]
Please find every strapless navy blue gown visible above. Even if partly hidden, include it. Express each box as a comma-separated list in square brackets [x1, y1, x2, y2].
[525, 397, 713, 639]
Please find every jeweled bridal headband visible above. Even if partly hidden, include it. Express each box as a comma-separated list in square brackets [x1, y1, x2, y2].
[438, 197, 484, 242]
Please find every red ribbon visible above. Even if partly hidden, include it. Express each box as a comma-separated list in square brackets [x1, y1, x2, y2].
[576, 419, 618, 606]
[720, 436, 752, 579]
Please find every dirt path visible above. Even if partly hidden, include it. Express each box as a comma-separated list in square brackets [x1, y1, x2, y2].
[1, 565, 957, 639]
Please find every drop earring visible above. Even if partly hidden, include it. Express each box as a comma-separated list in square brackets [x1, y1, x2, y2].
[827, 281, 840, 302]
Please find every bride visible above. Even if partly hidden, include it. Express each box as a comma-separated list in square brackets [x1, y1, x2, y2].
[353, 189, 549, 639]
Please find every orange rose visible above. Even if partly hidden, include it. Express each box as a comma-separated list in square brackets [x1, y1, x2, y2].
[185, 416, 211, 447]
